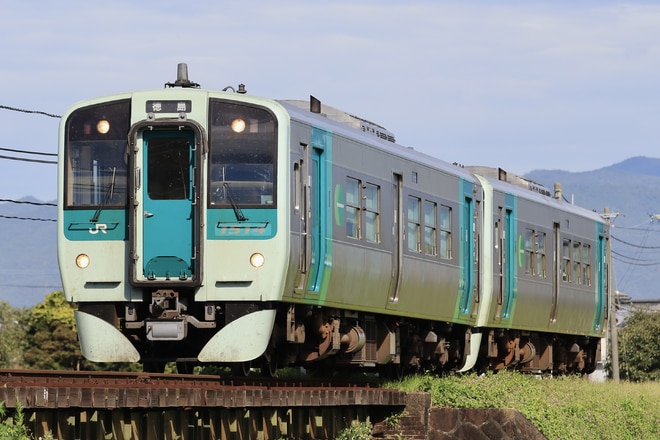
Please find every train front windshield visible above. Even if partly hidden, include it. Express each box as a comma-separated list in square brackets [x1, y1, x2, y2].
[208, 100, 277, 208]
[64, 98, 277, 212]
[63, 100, 131, 208]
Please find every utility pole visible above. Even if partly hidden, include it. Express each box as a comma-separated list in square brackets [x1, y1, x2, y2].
[602, 207, 620, 382]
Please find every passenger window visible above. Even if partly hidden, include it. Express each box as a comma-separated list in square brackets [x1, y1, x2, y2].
[346, 177, 360, 239]
[424, 200, 437, 255]
[535, 231, 546, 278]
[572, 241, 581, 284]
[439, 205, 452, 259]
[407, 196, 421, 252]
[562, 239, 571, 282]
[364, 183, 380, 243]
[582, 244, 591, 286]
[524, 229, 534, 275]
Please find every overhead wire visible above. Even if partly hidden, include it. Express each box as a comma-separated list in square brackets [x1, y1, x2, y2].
[0, 104, 61, 119]
[0, 147, 56, 157]
[0, 198, 56, 223]
[0, 146, 57, 164]
[1, 105, 63, 291]
[0, 154, 57, 164]
[612, 234, 660, 249]
[0, 104, 59, 222]
[0, 199, 56, 207]
[0, 214, 55, 222]
[5, 102, 660, 298]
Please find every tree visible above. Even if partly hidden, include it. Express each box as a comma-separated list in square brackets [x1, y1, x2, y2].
[22, 291, 82, 370]
[618, 309, 660, 382]
[0, 302, 29, 368]
[22, 290, 142, 372]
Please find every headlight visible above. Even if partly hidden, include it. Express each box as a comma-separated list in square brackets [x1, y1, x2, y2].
[76, 254, 90, 269]
[250, 253, 265, 268]
[96, 119, 110, 134]
[231, 118, 246, 133]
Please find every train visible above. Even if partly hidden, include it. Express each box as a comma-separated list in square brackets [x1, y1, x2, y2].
[58, 64, 610, 376]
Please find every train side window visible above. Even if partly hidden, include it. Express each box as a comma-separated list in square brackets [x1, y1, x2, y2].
[572, 241, 582, 284]
[424, 200, 437, 255]
[562, 238, 571, 282]
[536, 231, 546, 278]
[524, 229, 546, 277]
[439, 205, 452, 259]
[364, 183, 380, 243]
[407, 196, 421, 252]
[346, 177, 360, 239]
[524, 229, 535, 275]
[582, 244, 591, 286]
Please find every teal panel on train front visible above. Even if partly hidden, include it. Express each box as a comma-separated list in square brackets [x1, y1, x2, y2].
[63, 209, 127, 241]
[142, 131, 195, 279]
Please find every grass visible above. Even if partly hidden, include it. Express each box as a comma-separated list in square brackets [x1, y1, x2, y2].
[386, 371, 660, 440]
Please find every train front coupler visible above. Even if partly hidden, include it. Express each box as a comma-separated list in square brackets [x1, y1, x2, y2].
[124, 289, 216, 341]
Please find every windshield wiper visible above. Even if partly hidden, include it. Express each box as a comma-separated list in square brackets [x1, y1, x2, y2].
[91, 167, 116, 222]
[223, 182, 248, 221]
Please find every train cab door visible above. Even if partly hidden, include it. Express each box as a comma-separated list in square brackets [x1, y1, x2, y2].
[129, 125, 202, 286]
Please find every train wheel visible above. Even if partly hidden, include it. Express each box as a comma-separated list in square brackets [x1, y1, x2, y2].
[261, 354, 278, 378]
[380, 362, 405, 381]
[143, 361, 166, 373]
[176, 362, 195, 375]
[231, 361, 252, 377]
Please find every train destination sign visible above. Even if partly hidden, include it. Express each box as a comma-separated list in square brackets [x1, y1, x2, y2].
[146, 100, 192, 113]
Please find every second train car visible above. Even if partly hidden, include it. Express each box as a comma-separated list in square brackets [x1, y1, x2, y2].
[58, 64, 610, 375]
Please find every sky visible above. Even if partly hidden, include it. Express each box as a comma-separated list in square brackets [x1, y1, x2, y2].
[2, 0, 660, 202]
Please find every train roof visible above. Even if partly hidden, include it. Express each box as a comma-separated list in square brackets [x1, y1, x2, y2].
[277, 97, 604, 223]
[61, 78, 605, 225]
[277, 98, 476, 181]
[472, 167, 606, 222]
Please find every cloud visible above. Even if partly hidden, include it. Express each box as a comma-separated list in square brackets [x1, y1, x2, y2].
[3, 0, 660, 200]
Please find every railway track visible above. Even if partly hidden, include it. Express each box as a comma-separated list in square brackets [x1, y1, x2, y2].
[0, 368, 381, 390]
[0, 369, 407, 439]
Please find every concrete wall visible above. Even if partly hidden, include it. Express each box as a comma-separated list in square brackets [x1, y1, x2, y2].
[373, 392, 546, 440]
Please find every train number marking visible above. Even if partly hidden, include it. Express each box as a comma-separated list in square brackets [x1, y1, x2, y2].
[217, 225, 267, 235]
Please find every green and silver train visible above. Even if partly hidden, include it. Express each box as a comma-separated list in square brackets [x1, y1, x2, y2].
[58, 64, 610, 375]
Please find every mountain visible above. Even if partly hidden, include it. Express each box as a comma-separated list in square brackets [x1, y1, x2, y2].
[1, 157, 658, 308]
[0, 198, 60, 307]
[525, 156, 660, 300]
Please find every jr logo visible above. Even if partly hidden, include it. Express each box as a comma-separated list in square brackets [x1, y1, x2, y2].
[89, 223, 108, 234]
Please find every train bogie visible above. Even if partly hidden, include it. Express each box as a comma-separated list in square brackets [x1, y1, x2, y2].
[58, 65, 610, 375]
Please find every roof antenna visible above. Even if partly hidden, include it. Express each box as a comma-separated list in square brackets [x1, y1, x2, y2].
[165, 63, 200, 88]
[310, 95, 321, 114]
